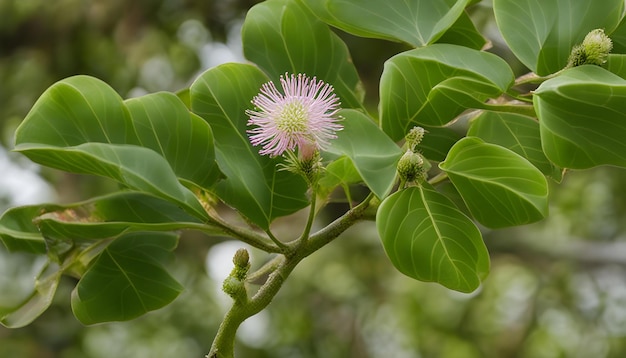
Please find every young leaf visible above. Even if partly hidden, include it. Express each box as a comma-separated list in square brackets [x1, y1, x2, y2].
[468, 112, 562, 181]
[439, 137, 549, 228]
[71, 232, 183, 324]
[376, 184, 489, 293]
[190, 63, 309, 230]
[493, 0, 623, 75]
[303, 0, 472, 48]
[534, 66, 626, 169]
[317, 156, 362, 199]
[380, 44, 514, 140]
[326, 109, 402, 199]
[242, 0, 364, 109]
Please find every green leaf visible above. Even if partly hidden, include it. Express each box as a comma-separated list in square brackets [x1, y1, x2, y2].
[15, 76, 221, 191]
[439, 137, 549, 228]
[71, 232, 183, 324]
[611, 16, 626, 54]
[376, 184, 489, 293]
[468, 112, 562, 181]
[1, 261, 62, 328]
[190, 63, 309, 230]
[380, 44, 514, 140]
[534, 66, 626, 169]
[318, 156, 362, 197]
[15, 75, 137, 147]
[436, 10, 487, 50]
[14, 143, 208, 220]
[303, 0, 471, 48]
[242, 0, 364, 109]
[326, 109, 402, 199]
[125, 92, 222, 189]
[419, 125, 463, 162]
[493, 0, 623, 75]
[607, 54, 626, 79]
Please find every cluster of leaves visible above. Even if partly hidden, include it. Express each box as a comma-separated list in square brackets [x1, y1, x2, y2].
[2, 0, 626, 343]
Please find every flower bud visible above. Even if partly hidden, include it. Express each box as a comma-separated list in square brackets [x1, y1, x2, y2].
[567, 29, 612, 68]
[233, 248, 250, 267]
[222, 276, 247, 302]
[397, 150, 426, 183]
[232, 248, 250, 281]
[405, 126, 425, 152]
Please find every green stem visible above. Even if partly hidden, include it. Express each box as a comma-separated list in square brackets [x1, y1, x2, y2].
[208, 214, 281, 253]
[304, 192, 374, 255]
[246, 255, 284, 284]
[208, 256, 299, 358]
[265, 230, 288, 251]
[298, 193, 317, 247]
[428, 172, 448, 186]
[206, 192, 375, 357]
[514, 70, 561, 86]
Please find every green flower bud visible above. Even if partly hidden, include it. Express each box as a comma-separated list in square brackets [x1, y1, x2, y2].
[222, 276, 247, 302]
[232, 248, 250, 281]
[222, 248, 251, 303]
[567, 29, 612, 68]
[405, 126, 425, 152]
[397, 150, 426, 183]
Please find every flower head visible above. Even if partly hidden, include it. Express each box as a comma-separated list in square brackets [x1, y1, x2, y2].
[246, 73, 342, 158]
[567, 28, 613, 68]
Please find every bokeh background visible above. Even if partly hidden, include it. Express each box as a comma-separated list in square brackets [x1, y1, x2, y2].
[2, 0, 626, 357]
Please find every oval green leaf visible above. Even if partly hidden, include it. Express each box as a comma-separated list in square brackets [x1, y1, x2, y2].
[493, 0, 623, 75]
[376, 184, 489, 293]
[71, 232, 183, 324]
[440, 137, 549, 228]
[534, 65, 626, 169]
[242, 0, 364, 109]
[380, 44, 514, 140]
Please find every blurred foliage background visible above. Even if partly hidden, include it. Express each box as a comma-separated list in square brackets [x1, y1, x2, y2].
[2, 0, 626, 357]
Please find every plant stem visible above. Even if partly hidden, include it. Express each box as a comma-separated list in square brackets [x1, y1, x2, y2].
[204, 213, 282, 253]
[207, 255, 298, 358]
[265, 230, 288, 251]
[298, 193, 317, 247]
[206, 192, 375, 357]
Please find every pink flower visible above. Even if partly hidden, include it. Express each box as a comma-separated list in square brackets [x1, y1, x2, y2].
[246, 73, 342, 158]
